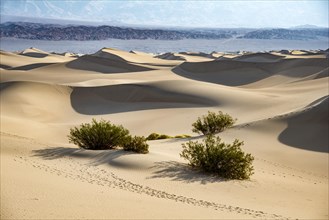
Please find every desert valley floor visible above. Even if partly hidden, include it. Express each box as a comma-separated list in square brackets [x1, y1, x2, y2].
[0, 47, 328, 219]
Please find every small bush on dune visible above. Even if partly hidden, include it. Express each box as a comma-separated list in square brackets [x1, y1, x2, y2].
[123, 136, 149, 154]
[68, 119, 130, 150]
[180, 135, 254, 180]
[68, 119, 148, 154]
[147, 133, 191, 140]
[174, 134, 192, 139]
[158, 134, 172, 139]
[192, 111, 236, 135]
[146, 133, 172, 140]
[146, 133, 161, 140]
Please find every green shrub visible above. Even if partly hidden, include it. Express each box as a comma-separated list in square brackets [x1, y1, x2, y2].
[180, 135, 254, 180]
[174, 134, 192, 139]
[146, 133, 161, 140]
[192, 111, 236, 135]
[68, 119, 130, 150]
[146, 133, 191, 140]
[123, 136, 149, 154]
[158, 134, 172, 139]
[146, 133, 173, 140]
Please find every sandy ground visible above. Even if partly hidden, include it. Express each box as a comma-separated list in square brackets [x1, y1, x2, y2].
[1, 47, 328, 219]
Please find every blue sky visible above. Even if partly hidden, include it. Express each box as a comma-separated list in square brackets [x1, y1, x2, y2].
[1, 0, 328, 28]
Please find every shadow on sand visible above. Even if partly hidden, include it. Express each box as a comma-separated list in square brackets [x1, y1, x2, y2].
[20, 52, 49, 58]
[32, 146, 226, 184]
[172, 58, 328, 86]
[69, 83, 217, 115]
[10, 63, 56, 70]
[277, 96, 329, 153]
[32, 147, 134, 167]
[149, 161, 227, 184]
[65, 55, 154, 73]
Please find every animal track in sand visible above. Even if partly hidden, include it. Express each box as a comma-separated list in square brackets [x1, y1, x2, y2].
[255, 157, 328, 184]
[1, 132, 51, 147]
[12, 152, 292, 220]
[4, 132, 292, 219]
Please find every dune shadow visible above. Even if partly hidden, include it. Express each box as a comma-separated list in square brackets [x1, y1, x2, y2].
[20, 52, 48, 58]
[70, 83, 217, 115]
[149, 161, 226, 184]
[278, 96, 329, 153]
[32, 147, 134, 166]
[65, 55, 154, 73]
[130, 62, 178, 67]
[10, 63, 56, 70]
[172, 58, 329, 86]
[171, 60, 272, 86]
[0, 64, 11, 69]
[179, 51, 216, 59]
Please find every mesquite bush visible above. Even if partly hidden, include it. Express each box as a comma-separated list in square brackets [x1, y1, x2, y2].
[180, 135, 254, 180]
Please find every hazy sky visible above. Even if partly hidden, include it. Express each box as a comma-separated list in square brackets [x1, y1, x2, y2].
[1, 0, 328, 28]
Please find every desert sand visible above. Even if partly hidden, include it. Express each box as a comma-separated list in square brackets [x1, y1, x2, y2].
[1, 47, 328, 219]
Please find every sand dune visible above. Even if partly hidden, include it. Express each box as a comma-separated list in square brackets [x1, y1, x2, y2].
[156, 52, 214, 62]
[155, 52, 187, 61]
[66, 55, 156, 73]
[277, 95, 328, 153]
[93, 48, 182, 67]
[173, 57, 328, 87]
[233, 52, 285, 62]
[0, 48, 74, 70]
[1, 48, 328, 219]
[19, 47, 51, 58]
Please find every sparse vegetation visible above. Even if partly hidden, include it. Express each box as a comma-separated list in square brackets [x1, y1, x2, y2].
[192, 111, 236, 135]
[146, 133, 191, 140]
[68, 119, 130, 150]
[174, 134, 192, 139]
[180, 135, 254, 180]
[158, 134, 173, 139]
[68, 119, 148, 153]
[146, 133, 173, 140]
[123, 136, 149, 154]
[146, 133, 163, 140]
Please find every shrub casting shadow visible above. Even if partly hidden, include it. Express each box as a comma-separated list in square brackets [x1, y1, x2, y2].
[32, 147, 134, 167]
[149, 161, 227, 184]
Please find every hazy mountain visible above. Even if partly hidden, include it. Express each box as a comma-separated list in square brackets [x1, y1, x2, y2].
[0, 14, 128, 27]
[1, 22, 328, 41]
[239, 28, 329, 40]
[0, 22, 233, 40]
[291, 24, 325, 29]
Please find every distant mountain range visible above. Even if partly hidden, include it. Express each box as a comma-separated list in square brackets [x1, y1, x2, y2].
[238, 28, 329, 40]
[0, 22, 328, 41]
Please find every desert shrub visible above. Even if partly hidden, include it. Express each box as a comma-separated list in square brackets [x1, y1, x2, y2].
[147, 133, 191, 140]
[68, 119, 130, 150]
[174, 134, 192, 139]
[146, 133, 173, 140]
[123, 136, 149, 154]
[192, 111, 236, 135]
[158, 134, 172, 139]
[146, 133, 161, 140]
[180, 135, 254, 180]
